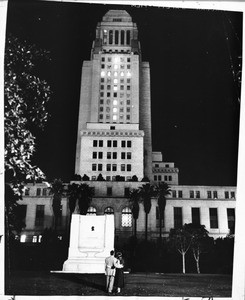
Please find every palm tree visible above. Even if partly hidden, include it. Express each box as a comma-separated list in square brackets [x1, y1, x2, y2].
[139, 183, 155, 241]
[67, 183, 94, 215]
[129, 189, 140, 238]
[155, 182, 171, 242]
[77, 183, 94, 215]
[50, 179, 64, 232]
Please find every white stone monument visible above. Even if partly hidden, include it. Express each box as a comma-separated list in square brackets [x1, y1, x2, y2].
[62, 214, 114, 273]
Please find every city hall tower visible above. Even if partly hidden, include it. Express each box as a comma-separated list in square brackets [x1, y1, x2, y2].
[75, 10, 153, 181]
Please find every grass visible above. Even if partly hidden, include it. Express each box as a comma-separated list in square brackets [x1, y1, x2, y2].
[5, 271, 232, 297]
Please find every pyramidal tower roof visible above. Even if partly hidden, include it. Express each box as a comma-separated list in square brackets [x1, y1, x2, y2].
[102, 10, 132, 23]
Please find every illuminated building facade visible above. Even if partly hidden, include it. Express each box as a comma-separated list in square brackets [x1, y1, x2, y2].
[18, 10, 236, 245]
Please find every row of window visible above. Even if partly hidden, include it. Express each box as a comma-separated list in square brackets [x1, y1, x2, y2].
[99, 106, 131, 113]
[154, 175, 173, 182]
[101, 64, 131, 70]
[101, 77, 131, 84]
[99, 114, 131, 121]
[100, 92, 131, 99]
[100, 99, 131, 105]
[92, 163, 132, 172]
[171, 190, 235, 199]
[170, 207, 235, 233]
[100, 84, 131, 91]
[93, 140, 132, 148]
[100, 70, 131, 78]
[101, 56, 131, 63]
[92, 151, 132, 160]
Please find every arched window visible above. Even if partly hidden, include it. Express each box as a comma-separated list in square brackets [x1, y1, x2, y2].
[87, 206, 96, 215]
[121, 207, 132, 227]
[104, 207, 114, 215]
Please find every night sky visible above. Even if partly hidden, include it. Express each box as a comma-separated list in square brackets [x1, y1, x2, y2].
[5, 1, 242, 186]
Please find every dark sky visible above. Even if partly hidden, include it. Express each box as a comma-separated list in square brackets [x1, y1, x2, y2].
[5, 1, 242, 186]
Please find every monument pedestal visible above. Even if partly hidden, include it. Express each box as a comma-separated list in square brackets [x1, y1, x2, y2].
[62, 214, 114, 273]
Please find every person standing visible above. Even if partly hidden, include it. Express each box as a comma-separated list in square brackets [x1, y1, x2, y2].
[105, 250, 117, 294]
[114, 252, 125, 294]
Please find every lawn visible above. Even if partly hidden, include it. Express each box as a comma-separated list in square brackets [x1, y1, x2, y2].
[5, 271, 232, 297]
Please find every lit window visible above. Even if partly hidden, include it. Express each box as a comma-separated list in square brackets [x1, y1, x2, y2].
[105, 207, 114, 215]
[114, 64, 118, 70]
[113, 85, 118, 91]
[126, 71, 131, 77]
[113, 100, 118, 105]
[114, 79, 118, 84]
[113, 115, 117, 120]
[87, 206, 96, 216]
[32, 236, 37, 243]
[120, 72, 124, 76]
[38, 235, 42, 243]
[114, 56, 120, 63]
[108, 71, 111, 76]
[20, 235, 26, 243]
[114, 72, 118, 77]
[101, 71, 105, 77]
[113, 108, 117, 113]
[121, 207, 132, 227]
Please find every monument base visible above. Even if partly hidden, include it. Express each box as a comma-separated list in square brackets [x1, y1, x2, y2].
[63, 257, 105, 273]
[61, 214, 114, 274]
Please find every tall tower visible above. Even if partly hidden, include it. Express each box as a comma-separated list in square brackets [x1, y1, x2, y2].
[75, 10, 152, 181]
